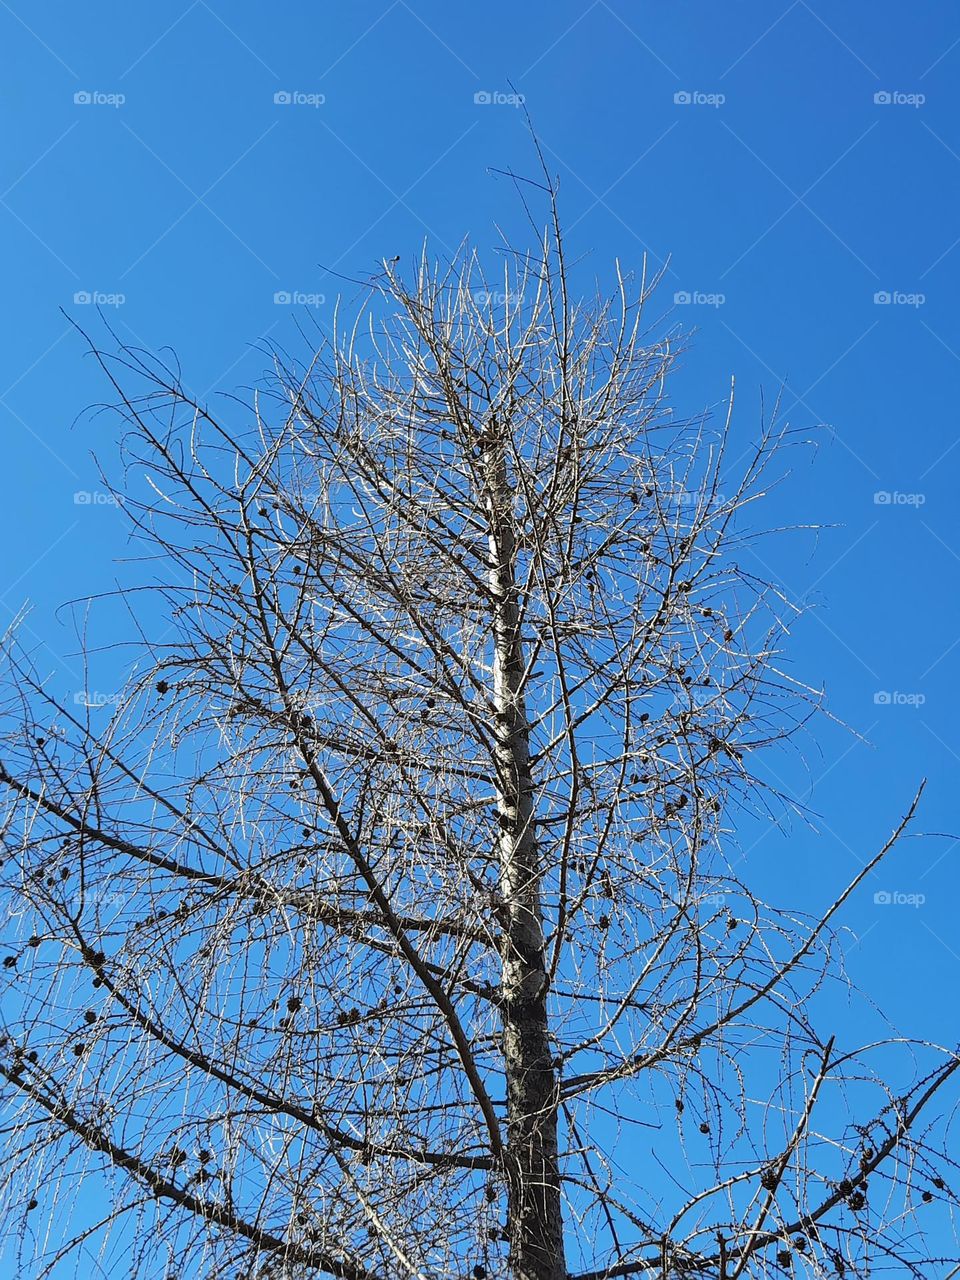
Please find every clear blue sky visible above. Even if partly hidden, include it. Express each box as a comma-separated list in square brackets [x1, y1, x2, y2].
[2, 1, 959, 1269]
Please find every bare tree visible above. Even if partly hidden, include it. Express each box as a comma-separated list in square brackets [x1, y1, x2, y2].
[0, 195, 957, 1280]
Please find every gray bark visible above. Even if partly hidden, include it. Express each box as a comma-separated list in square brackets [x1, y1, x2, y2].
[485, 426, 566, 1280]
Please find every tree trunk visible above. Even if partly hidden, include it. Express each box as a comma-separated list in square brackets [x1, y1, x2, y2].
[485, 427, 566, 1280]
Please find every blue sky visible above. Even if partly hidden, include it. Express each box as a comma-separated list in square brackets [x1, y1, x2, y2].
[2, 0, 959, 1268]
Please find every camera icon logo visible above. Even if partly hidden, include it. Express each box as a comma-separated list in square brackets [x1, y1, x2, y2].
[274, 91, 292, 105]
